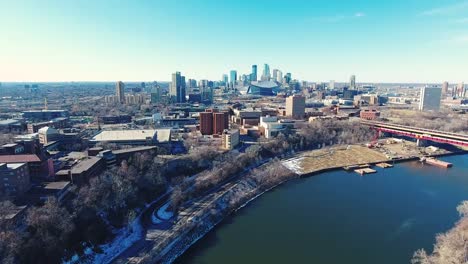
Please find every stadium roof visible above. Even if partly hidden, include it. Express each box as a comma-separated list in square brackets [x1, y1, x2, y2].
[250, 81, 280, 89]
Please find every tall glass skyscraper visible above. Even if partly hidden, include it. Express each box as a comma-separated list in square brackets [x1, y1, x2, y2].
[350, 75, 356, 90]
[230, 70, 237, 86]
[285, 73, 292, 83]
[170, 71, 186, 103]
[251, 65, 257, 82]
[262, 64, 270, 81]
[222, 74, 228, 85]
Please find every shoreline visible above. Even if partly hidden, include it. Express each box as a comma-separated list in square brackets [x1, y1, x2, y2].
[137, 149, 467, 264]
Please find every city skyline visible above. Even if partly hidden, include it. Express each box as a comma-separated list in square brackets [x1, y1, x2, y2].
[1, 0, 468, 83]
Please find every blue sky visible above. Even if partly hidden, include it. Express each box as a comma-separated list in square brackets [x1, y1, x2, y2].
[1, 0, 467, 83]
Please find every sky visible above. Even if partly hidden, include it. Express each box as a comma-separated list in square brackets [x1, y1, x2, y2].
[0, 0, 468, 83]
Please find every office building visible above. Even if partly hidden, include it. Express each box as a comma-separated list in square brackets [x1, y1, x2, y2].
[222, 129, 240, 150]
[329, 80, 335, 89]
[419, 86, 442, 111]
[286, 94, 306, 119]
[276, 70, 283, 83]
[442, 81, 449, 98]
[285, 73, 292, 83]
[151, 84, 161, 104]
[116, 81, 125, 103]
[350, 75, 356, 90]
[170, 72, 186, 103]
[262, 64, 271, 81]
[272, 69, 278, 81]
[230, 70, 237, 87]
[251, 65, 257, 82]
[222, 74, 229, 85]
[457, 82, 465, 98]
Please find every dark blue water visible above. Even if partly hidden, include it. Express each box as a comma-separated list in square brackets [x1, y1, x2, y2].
[176, 155, 468, 264]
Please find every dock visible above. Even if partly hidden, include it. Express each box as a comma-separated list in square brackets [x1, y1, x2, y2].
[421, 157, 453, 168]
[344, 164, 371, 171]
[375, 162, 393, 168]
[354, 168, 377, 175]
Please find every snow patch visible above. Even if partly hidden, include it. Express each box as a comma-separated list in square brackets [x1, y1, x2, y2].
[282, 157, 304, 174]
[157, 202, 174, 220]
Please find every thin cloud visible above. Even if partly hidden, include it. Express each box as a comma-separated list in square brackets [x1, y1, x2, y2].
[355, 12, 365, 18]
[421, 1, 468, 16]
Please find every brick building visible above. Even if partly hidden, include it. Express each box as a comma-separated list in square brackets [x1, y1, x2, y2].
[199, 109, 229, 135]
[0, 163, 30, 197]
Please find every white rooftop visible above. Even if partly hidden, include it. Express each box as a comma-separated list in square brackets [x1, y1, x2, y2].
[92, 129, 171, 143]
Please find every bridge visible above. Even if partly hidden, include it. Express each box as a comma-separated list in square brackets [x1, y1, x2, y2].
[361, 121, 468, 147]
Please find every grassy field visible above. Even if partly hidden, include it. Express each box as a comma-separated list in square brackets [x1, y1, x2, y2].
[282, 145, 389, 175]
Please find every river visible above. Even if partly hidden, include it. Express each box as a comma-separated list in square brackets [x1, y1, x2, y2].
[175, 155, 468, 264]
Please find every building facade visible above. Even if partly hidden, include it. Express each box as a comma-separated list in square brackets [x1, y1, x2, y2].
[170, 72, 186, 103]
[199, 109, 229, 135]
[419, 86, 442, 111]
[0, 163, 30, 197]
[350, 75, 356, 90]
[222, 129, 240, 150]
[116, 81, 125, 103]
[230, 70, 237, 87]
[251, 65, 257, 82]
[286, 95, 306, 119]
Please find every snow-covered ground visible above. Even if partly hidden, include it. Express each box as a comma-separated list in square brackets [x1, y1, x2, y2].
[64, 192, 171, 264]
[63, 215, 144, 264]
[281, 157, 304, 174]
[158, 202, 174, 220]
[152, 202, 174, 224]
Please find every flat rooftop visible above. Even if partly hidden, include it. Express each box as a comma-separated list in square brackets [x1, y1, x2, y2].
[92, 129, 171, 143]
[0, 154, 41, 163]
[70, 157, 102, 174]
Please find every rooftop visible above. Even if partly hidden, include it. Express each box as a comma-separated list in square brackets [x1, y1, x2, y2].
[0, 154, 41, 163]
[43, 181, 71, 190]
[92, 129, 171, 143]
[112, 146, 157, 155]
[0, 119, 22, 126]
[23, 109, 68, 113]
[70, 157, 102, 174]
[250, 81, 280, 89]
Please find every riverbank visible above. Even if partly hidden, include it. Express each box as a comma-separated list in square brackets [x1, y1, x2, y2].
[117, 143, 465, 264]
[133, 162, 297, 264]
[176, 154, 468, 264]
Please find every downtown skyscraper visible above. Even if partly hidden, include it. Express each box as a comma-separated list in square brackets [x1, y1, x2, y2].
[251, 65, 257, 82]
[222, 74, 228, 85]
[230, 70, 237, 87]
[262, 64, 271, 81]
[170, 71, 186, 103]
[350, 75, 356, 90]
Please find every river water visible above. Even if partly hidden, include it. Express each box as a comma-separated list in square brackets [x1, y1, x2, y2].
[176, 155, 468, 264]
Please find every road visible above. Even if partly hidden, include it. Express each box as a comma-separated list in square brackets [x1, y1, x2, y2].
[113, 159, 273, 264]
